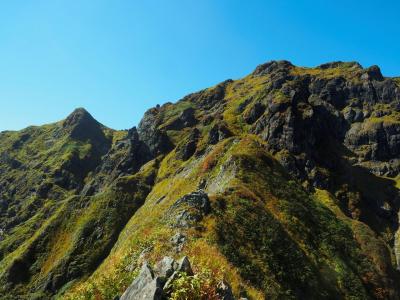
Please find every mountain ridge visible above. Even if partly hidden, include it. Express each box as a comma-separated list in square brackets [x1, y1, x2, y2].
[0, 60, 400, 299]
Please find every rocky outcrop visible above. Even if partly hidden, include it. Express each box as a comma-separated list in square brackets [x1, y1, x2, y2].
[243, 60, 400, 185]
[81, 127, 153, 195]
[164, 107, 197, 131]
[208, 123, 232, 145]
[138, 107, 174, 156]
[252, 60, 294, 77]
[167, 191, 211, 228]
[120, 263, 163, 300]
[345, 121, 400, 163]
[170, 232, 186, 252]
[63, 108, 110, 151]
[120, 256, 196, 300]
[119, 255, 236, 300]
[217, 280, 236, 300]
[176, 128, 200, 161]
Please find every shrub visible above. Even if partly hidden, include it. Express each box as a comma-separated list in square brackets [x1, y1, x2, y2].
[169, 271, 219, 300]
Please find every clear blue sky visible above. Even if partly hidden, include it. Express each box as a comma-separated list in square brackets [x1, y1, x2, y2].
[0, 0, 399, 131]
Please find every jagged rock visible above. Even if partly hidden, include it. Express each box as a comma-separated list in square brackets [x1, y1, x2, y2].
[154, 256, 177, 279]
[170, 232, 186, 252]
[121, 256, 198, 300]
[243, 102, 266, 124]
[81, 127, 154, 195]
[208, 123, 232, 145]
[362, 65, 384, 81]
[179, 107, 197, 127]
[120, 263, 163, 300]
[165, 107, 197, 130]
[138, 107, 174, 156]
[252, 60, 294, 76]
[162, 271, 180, 294]
[217, 280, 235, 300]
[0, 153, 22, 169]
[162, 256, 194, 293]
[63, 108, 110, 151]
[168, 191, 211, 228]
[176, 256, 193, 276]
[345, 121, 400, 163]
[318, 61, 362, 70]
[194, 80, 231, 111]
[344, 108, 356, 122]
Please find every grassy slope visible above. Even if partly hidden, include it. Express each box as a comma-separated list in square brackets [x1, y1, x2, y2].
[61, 133, 397, 299]
[0, 121, 144, 299]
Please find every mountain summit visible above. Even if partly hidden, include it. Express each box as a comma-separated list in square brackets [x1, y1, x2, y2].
[1, 61, 400, 299]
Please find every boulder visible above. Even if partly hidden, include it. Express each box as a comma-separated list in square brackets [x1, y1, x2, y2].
[120, 263, 163, 300]
[168, 191, 211, 228]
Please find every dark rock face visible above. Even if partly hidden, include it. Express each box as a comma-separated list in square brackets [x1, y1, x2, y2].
[164, 107, 197, 131]
[208, 123, 232, 145]
[0, 153, 22, 169]
[63, 108, 110, 151]
[244, 61, 400, 184]
[175, 256, 193, 276]
[81, 127, 153, 195]
[345, 122, 400, 162]
[364, 65, 384, 81]
[244, 102, 266, 124]
[176, 128, 199, 161]
[138, 108, 174, 156]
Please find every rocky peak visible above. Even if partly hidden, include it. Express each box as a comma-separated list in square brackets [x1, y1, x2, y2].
[127, 126, 140, 142]
[63, 107, 97, 129]
[317, 61, 362, 70]
[362, 65, 384, 81]
[62, 107, 109, 146]
[252, 60, 294, 76]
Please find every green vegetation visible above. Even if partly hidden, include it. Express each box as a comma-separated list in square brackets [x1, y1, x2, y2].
[291, 62, 363, 81]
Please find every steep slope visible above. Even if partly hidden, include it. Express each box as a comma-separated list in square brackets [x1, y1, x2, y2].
[1, 61, 400, 299]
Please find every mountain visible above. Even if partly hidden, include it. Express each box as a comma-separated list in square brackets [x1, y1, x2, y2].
[1, 61, 400, 299]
